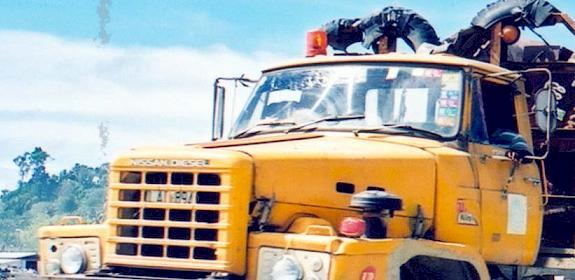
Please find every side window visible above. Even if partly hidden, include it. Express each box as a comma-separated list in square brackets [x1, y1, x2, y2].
[480, 81, 518, 142]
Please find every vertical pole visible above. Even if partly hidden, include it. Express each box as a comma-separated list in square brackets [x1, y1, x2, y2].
[211, 80, 225, 141]
[377, 36, 397, 54]
[211, 80, 219, 141]
[490, 22, 502, 66]
[219, 90, 225, 139]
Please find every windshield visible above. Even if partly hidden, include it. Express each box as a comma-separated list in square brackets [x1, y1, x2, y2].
[230, 64, 464, 139]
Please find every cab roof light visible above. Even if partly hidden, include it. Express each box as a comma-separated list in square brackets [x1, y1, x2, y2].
[306, 29, 328, 57]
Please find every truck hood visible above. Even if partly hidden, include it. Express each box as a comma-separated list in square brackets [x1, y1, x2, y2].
[201, 133, 438, 227]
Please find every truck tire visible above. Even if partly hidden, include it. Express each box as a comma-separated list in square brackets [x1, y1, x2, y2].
[323, 6, 440, 53]
[359, 6, 440, 53]
[472, 0, 560, 29]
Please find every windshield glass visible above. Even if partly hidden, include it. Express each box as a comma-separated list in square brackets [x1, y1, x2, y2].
[230, 64, 464, 139]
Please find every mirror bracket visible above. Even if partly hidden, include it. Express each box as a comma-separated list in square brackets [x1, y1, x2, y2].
[211, 76, 258, 141]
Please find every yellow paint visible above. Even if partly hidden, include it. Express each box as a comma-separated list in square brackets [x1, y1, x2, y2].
[426, 146, 482, 249]
[225, 135, 436, 237]
[37, 224, 108, 275]
[37, 53, 545, 278]
[247, 232, 490, 279]
[105, 148, 253, 275]
[264, 53, 513, 76]
[463, 87, 543, 265]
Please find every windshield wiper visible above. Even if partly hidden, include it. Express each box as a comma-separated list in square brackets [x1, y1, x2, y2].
[285, 114, 365, 134]
[353, 124, 444, 140]
[233, 120, 297, 139]
[382, 124, 444, 140]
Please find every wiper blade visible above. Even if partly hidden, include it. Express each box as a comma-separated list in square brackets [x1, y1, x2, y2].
[382, 124, 444, 140]
[255, 120, 298, 126]
[232, 120, 297, 139]
[285, 114, 365, 133]
[353, 124, 444, 140]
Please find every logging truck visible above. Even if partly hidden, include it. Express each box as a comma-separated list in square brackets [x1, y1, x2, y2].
[36, 0, 575, 279]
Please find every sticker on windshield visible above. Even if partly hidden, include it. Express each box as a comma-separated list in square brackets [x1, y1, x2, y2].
[437, 91, 460, 114]
[386, 67, 399, 80]
[436, 90, 460, 126]
[427, 69, 443, 77]
[411, 68, 425, 77]
[393, 88, 429, 123]
[441, 72, 462, 91]
[267, 89, 302, 104]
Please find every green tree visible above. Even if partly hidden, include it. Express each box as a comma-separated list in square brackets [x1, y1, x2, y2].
[13, 147, 51, 181]
[1, 148, 109, 250]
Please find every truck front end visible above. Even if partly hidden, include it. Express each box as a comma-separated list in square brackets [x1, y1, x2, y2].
[38, 55, 497, 279]
[105, 148, 253, 276]
[39, 147, 253, 278]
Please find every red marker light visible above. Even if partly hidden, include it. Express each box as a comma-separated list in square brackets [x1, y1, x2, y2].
[339, 217, 365, 237]
[306, 29, 328, 57]
[457, 200, 466, 212]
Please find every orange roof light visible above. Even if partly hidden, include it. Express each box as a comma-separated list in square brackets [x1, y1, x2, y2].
[306, 29, 328, 57]
[501, 25, 521, 45]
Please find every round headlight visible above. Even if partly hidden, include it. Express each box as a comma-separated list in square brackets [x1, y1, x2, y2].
[60, 245, 86, 274]
[271, 255, 303, 280]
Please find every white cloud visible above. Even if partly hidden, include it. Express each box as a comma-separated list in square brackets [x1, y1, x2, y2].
[0, 30, 288, 189]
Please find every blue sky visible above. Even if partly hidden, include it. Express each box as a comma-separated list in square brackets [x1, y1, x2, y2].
[0, 0, 574, 189]
[1, 1, 573, 53]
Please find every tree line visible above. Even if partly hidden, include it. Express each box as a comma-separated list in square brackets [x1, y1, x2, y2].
[0, 147, 108, 250]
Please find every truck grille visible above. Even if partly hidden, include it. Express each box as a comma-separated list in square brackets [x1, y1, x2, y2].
[104, 167, 250, 275]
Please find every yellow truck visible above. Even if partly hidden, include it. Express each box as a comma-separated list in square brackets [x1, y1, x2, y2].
[36, 0, 575, 279]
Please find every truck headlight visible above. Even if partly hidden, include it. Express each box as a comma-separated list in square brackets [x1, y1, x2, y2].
[271, 255, 303, 280]
[258, 247, 330, 280]
[60, 245, 87, 274]
[40, 237, 100, 276]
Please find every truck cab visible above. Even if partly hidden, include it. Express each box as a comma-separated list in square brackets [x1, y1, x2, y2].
[38, 53, 551, 280]
[36, 0, 575, 278]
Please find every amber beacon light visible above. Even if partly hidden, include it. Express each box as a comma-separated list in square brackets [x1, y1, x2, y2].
[306, 29, 328, 57]
[501, 24, 521, 45]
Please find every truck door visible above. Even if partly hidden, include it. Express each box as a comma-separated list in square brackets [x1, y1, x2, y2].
[467, 77, 543, 265]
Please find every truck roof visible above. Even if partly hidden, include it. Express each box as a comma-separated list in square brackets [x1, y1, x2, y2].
[264, 53, 510, 75]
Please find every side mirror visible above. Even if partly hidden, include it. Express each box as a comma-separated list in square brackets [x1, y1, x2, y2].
[534, 87, 557, 133]
[211, 85, 226, 141]
[211, 76, 258, 141]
